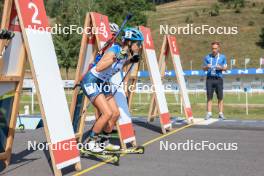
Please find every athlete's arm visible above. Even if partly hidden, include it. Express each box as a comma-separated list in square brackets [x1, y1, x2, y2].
[95, 52, 116, 72]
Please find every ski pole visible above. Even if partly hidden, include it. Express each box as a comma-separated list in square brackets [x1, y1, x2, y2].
[112, 63, 135, 96]
[99, 13, 133, 54]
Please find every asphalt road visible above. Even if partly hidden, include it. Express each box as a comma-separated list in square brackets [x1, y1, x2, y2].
[1, 118, 264, 176]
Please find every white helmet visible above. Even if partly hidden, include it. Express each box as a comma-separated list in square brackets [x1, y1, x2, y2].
[109, 22, 119, 33]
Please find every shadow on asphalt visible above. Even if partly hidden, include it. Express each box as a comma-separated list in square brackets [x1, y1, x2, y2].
[0, 148, 39, 175]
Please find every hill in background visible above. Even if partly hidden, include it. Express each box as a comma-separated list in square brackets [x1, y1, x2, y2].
[146, 0, 264, 70]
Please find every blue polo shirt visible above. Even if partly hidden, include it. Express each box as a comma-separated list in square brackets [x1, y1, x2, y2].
[203, 53, 227, 78]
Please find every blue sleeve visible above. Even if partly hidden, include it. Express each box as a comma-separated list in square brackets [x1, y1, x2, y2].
[222, 55, 227, 66]
[106, 45, 120, 56]
[203, 55, 209, 66]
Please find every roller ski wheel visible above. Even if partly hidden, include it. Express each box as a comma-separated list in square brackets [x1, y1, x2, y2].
[19, 124, 25, 131]
[80, 149, 120, 166]
[103, 146, 145, 155]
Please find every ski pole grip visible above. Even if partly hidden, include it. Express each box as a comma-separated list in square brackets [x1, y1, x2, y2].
[126, 13, 133, 20]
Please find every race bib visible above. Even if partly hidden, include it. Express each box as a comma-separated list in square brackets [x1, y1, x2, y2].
[84, 83, 96, 95]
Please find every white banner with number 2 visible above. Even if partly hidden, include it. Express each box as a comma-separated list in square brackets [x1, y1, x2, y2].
[15, 0, 80, 169]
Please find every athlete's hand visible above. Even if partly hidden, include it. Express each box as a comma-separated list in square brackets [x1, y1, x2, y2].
[130, 54, 140, 63]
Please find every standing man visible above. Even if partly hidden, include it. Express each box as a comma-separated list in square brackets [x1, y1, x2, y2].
[203, 42, 227, 120]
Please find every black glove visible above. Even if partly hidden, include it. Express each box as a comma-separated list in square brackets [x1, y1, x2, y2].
[130, 54, 140, 63]
[0, 29, 15, 40]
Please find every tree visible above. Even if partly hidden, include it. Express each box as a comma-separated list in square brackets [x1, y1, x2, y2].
[150, 0, 179, 4]
[97, 0, 155, 26]
[46, 0, 61, 18]
[218, 0, 245, 8]
[47, 0, 155, 79]
[52, 0, 84, 79]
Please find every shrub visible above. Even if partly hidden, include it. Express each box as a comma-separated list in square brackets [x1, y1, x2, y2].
[257, 28, 264, 48]
[185, 15, 193, 23]
[209, 4, 220, 16]
[218, 0, 245, 8]
[248, 21, 255, 26]
[226, 2, 232, 9]
[261, 7, 264, 14]
[235, 8, 241, 13]
[194, 11, 200, 17]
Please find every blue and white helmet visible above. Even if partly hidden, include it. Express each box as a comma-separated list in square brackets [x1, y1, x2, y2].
[123, 27, 144, 42]
[109, 22, 119, 33]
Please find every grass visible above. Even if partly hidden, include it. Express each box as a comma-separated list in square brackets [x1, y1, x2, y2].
[19, 92, 264, 120]
[131, 92, 264, 120]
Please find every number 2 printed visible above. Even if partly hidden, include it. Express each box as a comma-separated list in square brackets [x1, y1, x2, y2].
[28, 2, 42, 25]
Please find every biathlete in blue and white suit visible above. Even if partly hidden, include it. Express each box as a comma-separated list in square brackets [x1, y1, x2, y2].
[81, 28, 144, 152]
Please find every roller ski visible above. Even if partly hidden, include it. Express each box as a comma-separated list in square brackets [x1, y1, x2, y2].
[103, 146, 145, 155]
[80, 148, 120, 166]
[81, 137, 120, 165]
[99, 132, 144, 154]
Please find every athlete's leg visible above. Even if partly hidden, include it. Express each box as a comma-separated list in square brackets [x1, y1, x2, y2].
[82, 93, 112, 152]
[98, 95, 120, 151]
[92, 94, 113, 133]
[80, 73, 113, 152]
[103, 95, 120, 133]
[95, 107, 100, 120]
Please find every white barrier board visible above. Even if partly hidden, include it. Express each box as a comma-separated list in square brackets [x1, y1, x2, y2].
[139, 26, 171, 129]
[167, 35, 193, 121]
[15, 0, 80, 169]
